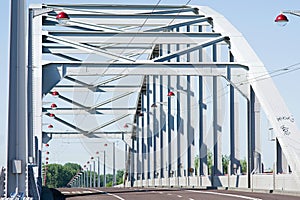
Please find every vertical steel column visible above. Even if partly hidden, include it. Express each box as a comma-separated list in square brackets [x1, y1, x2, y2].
[104, 150, 106, 187]
[7, 0, 29, 197]
[248, 88, 262, 174]
[113, 143, 116, 186]
[97, 156, 100, 187]
[93, 160, 96, 187]
[85, 166, 89, 188]
[167, 76, 172, 180]
[247, 87, 262, 187]
[133, 117, 139, 186]
[175, 31, 181, 180]
[198, 25, 208, 178]
[159, 75, 165, 180]
[186, 25, 192, 179]
[228, 53, 240, 175]
[131, 132, 135, 186]
[276, 139, 288, 174]
[212, 44, 223, 184]
[83, 170, 86, 187]
[141, 90, 146, 181]
[152, 76, 157, 182]
[89, 164, 92, 187]
[136, 114, 141, 185]
[146, 75, 151, 181]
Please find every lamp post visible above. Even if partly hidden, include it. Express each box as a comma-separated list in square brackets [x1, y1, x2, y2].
[103, 144, 107, 187]
[86, 161, 90, 187]
[96, 152, 100, 187]
[89, 158, 93, 187]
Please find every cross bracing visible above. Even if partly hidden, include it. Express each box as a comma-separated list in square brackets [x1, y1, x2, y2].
[8, 3, 298, 197]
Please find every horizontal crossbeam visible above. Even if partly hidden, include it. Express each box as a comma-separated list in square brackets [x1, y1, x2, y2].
[44, 62, 248, 76]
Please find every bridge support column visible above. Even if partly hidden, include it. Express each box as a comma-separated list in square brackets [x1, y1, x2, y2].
[212, 76, 223, 179]
[145, 75, 151, 185]
[6, 0, 29, 197]
[228, 63, 240, 175]
[276, 139, 288, 174]
[159, 75, 165, 185]
[198, 76, 208, 180]
[248, 87, 262, 187]
[166, 75, 172, 186]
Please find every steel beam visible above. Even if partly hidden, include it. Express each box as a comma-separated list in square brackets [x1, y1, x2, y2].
[7, 0, 28, 197]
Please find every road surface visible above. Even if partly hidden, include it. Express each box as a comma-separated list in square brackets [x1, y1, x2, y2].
[58, 187, 300, 200]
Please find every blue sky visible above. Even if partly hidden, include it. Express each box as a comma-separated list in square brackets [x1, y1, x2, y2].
[1, 0, 300, 171]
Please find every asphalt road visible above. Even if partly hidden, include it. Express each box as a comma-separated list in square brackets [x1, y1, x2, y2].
[58, 187, 300, 200]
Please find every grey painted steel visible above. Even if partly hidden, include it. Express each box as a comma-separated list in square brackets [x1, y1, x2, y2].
[7, 0, 29, 197]
[22, 3, 300, 193]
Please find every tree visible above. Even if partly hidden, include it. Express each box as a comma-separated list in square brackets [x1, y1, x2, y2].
[194, 155, 199, 175]
[240, 158, 247, 174]
[222, 155, 230, 174]
[207, 150, 212, 175]
[44, 163, 81, 188]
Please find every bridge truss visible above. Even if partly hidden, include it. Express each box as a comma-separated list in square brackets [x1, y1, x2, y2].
[4, 3, 300, 198]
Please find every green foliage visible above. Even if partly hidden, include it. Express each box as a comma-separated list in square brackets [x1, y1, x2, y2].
[44, 163, 125, 188]
[194, 155, 199, 175]
[222, 154, 230, 174]
[116, 170, 124, 185]
[240, 158, 247, 174]
[44, 163, 81, 188]
[207, 150, 212, 175]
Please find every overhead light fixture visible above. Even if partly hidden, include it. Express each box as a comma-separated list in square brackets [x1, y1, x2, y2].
[51, 103, 57, 109]
[275, 13, 289, 26]
[51, 91, 59, 97]
[48, 113, 55, 118]
[167, 91, 175, 97]
[56, 11, 70, 25]
[151, 103, 158, 108]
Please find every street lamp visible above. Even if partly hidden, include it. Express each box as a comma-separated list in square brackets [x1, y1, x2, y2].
[275, 13, 289, 26]
[275, 10, 300, 26]
[56, 11, 70, 25]
[167, 91, 175, 97]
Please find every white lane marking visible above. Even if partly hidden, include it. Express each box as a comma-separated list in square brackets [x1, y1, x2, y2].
[89, 188, 125, 200]
[159, 191, 164, 194]
[177, 195, 182, 198]
[189, 198, 194, 200]
[71, 191, 81, 194]
[167, 193, 172, 195]
[187, 190, 262, 200]
[82, 191, 93, 193]
[61, 191, 70, 194]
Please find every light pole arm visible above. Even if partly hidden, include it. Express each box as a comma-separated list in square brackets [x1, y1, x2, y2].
[282, 10, 300, 18]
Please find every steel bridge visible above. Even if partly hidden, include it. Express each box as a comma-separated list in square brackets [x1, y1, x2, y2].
[2, 2, 300, 199]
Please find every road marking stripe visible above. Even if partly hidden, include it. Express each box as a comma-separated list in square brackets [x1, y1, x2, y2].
[177, 195, 182, 198]
[82, 191, 93, 193]
[89, 188, 125, 200]
[189, 198, 194, 200]
[61, 191, 70, 194]
[187, 190, 262, 200]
